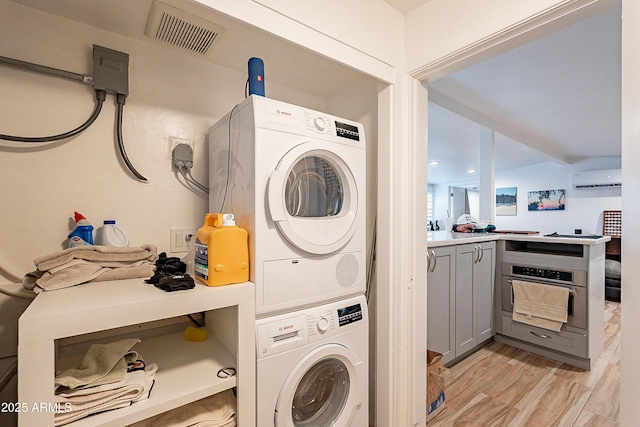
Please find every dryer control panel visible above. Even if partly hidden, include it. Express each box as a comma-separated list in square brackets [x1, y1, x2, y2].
[334, 121, 360, 141]
[303, 112, 362, 142]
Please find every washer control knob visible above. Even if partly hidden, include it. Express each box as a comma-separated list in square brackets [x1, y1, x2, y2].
[313, 116, 326, 131]
[316, 316, 329, 333]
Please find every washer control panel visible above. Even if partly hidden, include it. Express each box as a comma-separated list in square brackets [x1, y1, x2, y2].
[306, 308, 337, 336]
[256, 296, 368, 359]
[337, 302, 363, 327]
[305, 301, 364, 336]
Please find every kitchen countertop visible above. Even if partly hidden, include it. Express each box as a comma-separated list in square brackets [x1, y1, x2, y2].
[427, 231, 611, 248]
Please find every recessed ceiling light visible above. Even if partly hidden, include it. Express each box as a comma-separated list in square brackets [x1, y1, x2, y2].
[467, 169, 477, 174]
[429, 161, 439, 166]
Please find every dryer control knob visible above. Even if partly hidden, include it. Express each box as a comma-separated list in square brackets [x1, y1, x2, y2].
[313, 116, 326, 131]
[316, 316, 329, 333]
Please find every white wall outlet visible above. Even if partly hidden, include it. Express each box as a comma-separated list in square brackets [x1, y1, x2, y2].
[170, 227, 196, 253]
[168, 137, 194, 159]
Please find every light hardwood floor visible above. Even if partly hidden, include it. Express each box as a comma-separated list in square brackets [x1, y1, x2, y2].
[428, 301, 621, 427]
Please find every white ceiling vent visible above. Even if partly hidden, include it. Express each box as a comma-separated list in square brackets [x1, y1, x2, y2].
[144, 1, 225, 58]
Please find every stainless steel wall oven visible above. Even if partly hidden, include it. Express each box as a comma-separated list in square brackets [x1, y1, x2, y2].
[495, 239, 605, 370]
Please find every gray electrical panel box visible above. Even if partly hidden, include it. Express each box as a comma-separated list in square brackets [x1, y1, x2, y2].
[93, 45, 129, 95]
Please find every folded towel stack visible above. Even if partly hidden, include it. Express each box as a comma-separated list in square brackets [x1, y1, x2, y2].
[22, 244, 158, 293]
[133, 389, 237, 427]
[512, 280, 569, 332]
[54, 338, 157, 426]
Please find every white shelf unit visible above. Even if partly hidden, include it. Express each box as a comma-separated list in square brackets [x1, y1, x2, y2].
[18, 278, 255, 427]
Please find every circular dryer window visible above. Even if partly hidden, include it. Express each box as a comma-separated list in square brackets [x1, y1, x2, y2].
[268, 144, 359, 255]
[285, 156, 343, 218]
[275, 344, 361, 427]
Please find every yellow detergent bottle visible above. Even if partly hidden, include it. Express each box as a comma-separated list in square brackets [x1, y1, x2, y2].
[194, 213, 249, 287]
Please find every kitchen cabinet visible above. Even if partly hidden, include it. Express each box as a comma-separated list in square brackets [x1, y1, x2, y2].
[475, 243, 496, 343]
[426, 246, 456, 364]
[426, 241, 495, 365]
[455, 242, 495, 357]
[18, 278, 255, 427]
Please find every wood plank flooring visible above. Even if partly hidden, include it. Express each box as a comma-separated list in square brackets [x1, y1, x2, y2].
[428, 301, 621, 427]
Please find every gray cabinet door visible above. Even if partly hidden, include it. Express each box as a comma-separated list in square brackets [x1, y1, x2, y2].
[427, 246, 456, 364]
[455, 244, 478, 357]
[476, 242, 496, 342]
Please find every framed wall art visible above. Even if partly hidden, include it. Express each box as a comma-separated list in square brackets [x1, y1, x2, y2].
[496, 187, 517, 216]
[527, 189, 565, 211]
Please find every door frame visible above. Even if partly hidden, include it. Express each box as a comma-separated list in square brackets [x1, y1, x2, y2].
[406, 1, 619, 425]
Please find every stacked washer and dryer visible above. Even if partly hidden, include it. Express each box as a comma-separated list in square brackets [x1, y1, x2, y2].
[207, 96, 369, 427]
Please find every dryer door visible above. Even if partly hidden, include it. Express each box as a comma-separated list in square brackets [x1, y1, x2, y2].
[268, 142, 359, 255]
[275, 344, 361, 426]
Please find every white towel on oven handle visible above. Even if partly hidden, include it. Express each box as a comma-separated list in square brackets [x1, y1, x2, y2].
[512, 280, 569, 332]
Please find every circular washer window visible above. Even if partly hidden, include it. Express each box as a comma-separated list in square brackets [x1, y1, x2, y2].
[291, 358, 350, 426]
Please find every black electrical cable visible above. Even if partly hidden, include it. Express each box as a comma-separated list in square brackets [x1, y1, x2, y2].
[0, 89, 106, 143]
[187, 314, 203, 328]
[115, 94, 148, 182]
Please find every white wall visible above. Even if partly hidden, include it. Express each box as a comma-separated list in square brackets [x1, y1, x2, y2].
[249, 0, 404, 67]
[494, 158, 622, 235]
[0, 1, 331, 280]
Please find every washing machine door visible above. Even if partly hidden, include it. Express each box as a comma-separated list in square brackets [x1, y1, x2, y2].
[275, 344, 361, 427]
[268, 142, 359, 255]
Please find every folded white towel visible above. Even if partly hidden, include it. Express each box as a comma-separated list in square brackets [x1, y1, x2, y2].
[141, 389, 237, 427]
[54, 363, 157, 426]
[23, 244, 158, 293]
[55, 338, 141, 391]
[512, 280, 569, 332]
[36, 244, 158, 271]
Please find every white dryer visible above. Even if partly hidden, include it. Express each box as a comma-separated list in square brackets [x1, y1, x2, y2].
[207, 96, 366, 316]
[256, 295, 368, 426]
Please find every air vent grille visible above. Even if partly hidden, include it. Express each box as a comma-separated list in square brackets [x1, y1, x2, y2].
[145, 1, 225, 58]
[154, 12, 217, 55]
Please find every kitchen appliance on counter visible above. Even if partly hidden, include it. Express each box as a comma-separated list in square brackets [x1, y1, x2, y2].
[494, 239, 605, 370]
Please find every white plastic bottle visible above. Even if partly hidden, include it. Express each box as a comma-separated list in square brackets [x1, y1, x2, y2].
[95, 220, 130, 247]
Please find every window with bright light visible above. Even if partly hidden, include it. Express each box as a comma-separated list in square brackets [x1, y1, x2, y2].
[427, 184, 434, 222]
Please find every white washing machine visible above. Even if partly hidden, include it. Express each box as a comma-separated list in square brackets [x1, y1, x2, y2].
[207, 96, 366, 317]
[256, 295, 368, 426]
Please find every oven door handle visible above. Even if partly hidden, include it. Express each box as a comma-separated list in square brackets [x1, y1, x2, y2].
[510, 283, 514, 305]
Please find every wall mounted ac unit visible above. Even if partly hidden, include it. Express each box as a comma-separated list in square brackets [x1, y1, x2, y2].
[572, 169, 622, 189]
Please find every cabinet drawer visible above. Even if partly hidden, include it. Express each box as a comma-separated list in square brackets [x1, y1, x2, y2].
[500, 315, 587, 358]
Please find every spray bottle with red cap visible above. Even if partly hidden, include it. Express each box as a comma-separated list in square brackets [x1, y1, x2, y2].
[68, 212, 94, 248]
